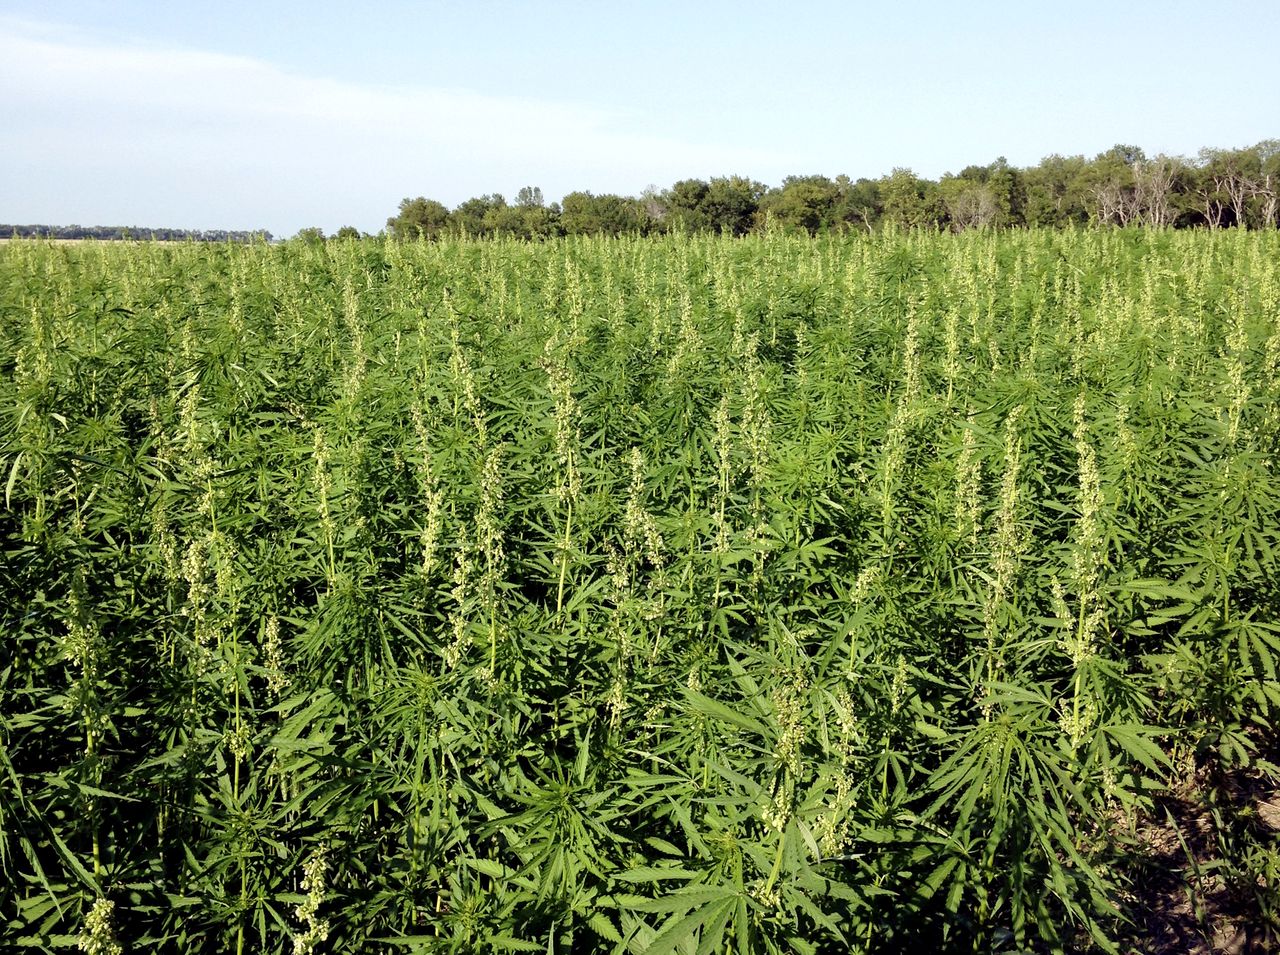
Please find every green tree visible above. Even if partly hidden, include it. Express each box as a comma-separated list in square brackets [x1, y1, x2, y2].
[515, 185, 545, 208]
[517, 203, 555, 238]
[659, 177, 763, 235]
[483, 200, 554, 239]
[386, 197, 450, 239]
[664, 179, 713, 232]
[985, 157, 1027, 226]
[833, 176, 883, 231]
[1023, 155, 1091, 228]
[880, 168, 943, 229]
[452, 194, 507, 237]
[558, 192, 647, 235]
[704, 176, 765, 235]
[760, 175, 840, 234]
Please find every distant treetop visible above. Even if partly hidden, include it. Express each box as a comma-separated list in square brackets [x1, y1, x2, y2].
[2, 224, 273, 242]
[386, 138, 1280, 239]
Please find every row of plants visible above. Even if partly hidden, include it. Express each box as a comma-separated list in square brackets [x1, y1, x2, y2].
[1, 228, 1278, 952]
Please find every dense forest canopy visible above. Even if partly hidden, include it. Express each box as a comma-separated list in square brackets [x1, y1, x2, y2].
[387, 139, 1280, 239]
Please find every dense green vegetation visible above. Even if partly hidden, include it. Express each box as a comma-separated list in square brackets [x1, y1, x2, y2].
[386, 139, 1280, 239]
[2, 230, 1279, 953]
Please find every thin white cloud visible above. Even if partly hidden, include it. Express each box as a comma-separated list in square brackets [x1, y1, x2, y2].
[0, 17, 793, 234]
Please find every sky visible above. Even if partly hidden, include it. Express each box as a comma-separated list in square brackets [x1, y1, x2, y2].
[2, 1, 1278, 237]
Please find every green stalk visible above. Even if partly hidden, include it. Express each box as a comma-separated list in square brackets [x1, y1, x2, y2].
[87, 719, 102, 881]
[555, 496, 573, 620]
[489, 606, 498, 676]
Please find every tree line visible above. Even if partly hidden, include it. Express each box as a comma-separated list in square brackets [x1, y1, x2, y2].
[2, 224, 273, 242]
[384, 140, 1280, 239]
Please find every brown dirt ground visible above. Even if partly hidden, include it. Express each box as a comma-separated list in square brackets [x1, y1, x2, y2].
[1117, 762, 1280, 954]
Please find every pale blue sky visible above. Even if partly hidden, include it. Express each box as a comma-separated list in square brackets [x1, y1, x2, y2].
[2, 2, 1277, 236]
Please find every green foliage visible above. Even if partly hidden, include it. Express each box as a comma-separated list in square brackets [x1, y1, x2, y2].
[1023, 154, 1093, 228]
[1, 229, 1279, 953]
[387, 196, 451, 239]
[657, 177, 766, 236]
[704, 177, 767, 236]
[880, 168, 944, 230]
[558, 191, 650, 236]
[381, 136, 1279, 241]
[663, 179, 713, 233]
[760, 175, 842, 234]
